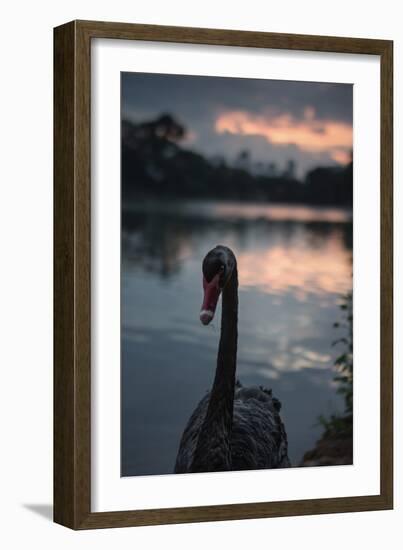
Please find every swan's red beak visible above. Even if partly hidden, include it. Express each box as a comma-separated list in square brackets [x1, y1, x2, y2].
[200, 273, 221, 325]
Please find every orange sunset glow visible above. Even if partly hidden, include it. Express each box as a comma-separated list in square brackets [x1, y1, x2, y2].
[236, 233, 352, 299]
[215, 107, 353, 165]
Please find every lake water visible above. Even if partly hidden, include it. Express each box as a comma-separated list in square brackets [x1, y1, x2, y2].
[121, 200, 353, 476]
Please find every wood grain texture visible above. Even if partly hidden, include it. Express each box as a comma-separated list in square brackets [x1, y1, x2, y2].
[54, 21, 76, 528]
[380, 41, 393, 506]
[74, 19, 391, 54]
[54, 20, 393, 530]
[54, 21, 91, 529]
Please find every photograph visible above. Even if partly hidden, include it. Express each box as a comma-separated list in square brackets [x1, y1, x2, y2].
[120, 72, 353, 477]
[0, 0, 395, 543]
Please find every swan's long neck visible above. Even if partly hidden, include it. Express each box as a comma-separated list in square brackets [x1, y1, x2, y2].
[191, 267, 238, 472]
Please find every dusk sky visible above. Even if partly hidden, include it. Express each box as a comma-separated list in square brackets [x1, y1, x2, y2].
[122, 72, 353, 178]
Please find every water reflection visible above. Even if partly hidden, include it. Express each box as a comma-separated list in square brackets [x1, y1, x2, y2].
[213, 202, 351, 223]
[237, 234, 351, 298]
[123, 201, 352, 299]
[121, 201, 353, 475]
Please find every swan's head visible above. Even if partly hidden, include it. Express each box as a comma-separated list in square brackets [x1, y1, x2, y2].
[200, 245, 236, 325]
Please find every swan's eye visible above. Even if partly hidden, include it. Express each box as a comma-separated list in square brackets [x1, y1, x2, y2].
[220, 265, 225, 271]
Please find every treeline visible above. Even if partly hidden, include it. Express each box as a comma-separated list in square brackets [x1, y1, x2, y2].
[122, 114, 352, 206]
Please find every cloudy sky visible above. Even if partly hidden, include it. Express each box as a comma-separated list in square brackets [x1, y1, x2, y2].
[122, 72, 353, 178]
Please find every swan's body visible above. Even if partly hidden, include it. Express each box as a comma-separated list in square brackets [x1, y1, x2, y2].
[175, 382, 290, 472]
[175, 245, 290, 473]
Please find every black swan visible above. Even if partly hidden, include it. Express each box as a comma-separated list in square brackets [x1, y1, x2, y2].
[174, 245, 290, 473]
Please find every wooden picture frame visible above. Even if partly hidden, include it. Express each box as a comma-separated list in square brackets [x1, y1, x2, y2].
[54, 20, 393, 529]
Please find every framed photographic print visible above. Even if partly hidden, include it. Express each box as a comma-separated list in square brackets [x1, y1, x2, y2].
[54, 20, 393, 529]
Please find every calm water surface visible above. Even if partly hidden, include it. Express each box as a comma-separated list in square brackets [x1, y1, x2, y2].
[121, 201, 352, 476]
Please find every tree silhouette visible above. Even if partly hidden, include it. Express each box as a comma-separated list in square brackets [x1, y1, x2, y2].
[122, 114, 353, 207]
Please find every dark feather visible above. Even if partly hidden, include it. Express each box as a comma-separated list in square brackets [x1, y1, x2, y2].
[174, 384, 290, 473]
